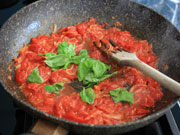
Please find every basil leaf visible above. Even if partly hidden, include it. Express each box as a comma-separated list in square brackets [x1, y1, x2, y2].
[42, 41, 116, 87]
[109, 88, 124, 96]
[84, 72, 99, 83]
[62, 49, 89, 69]
[97, 72, 117, 82]
[63, 49, 89, 69]
[103, 94, 110, 96]
[51, 66, 62, 71]
[82, 73, 98, 88]
[83, 72, 117, 88]
[44, 82, 64, 95]
[71, 49, 89, 64]
[38, 52, 56, 57]
[27, 67, 44, 83]
[78, 58, 94, 81]
[44, 54, 70, 68]
[43, 41, 83, 70]
[57, 40, 75, 56]
[78, 54, 117, 87]
[92, 60, 110, 78]
[43, 41, 76, 70]
[109, 88, 134, 104]
[80, 87, 95, 104]
[79, 49, 88, 56]
[44, 52, 57, 57]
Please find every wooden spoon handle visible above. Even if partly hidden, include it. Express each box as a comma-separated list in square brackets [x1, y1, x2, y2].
[130, 59, 180, 96]
[31, 119, 68, 135]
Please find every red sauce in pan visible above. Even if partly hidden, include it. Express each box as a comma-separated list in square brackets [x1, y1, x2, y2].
[14, 18, 163, 125]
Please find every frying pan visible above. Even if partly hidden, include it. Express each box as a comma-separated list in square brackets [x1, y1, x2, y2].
[0, 0, 179, 135]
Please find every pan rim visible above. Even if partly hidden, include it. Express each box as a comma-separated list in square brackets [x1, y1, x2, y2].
[0, 0, 179, 129]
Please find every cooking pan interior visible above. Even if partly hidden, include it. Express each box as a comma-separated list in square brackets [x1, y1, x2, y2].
[0, 0, 179, 134]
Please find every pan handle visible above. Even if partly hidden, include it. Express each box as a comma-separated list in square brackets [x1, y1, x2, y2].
[130, 59, 180, 97]
[31, 119, 68, 135]
[111, 50, 180, 97]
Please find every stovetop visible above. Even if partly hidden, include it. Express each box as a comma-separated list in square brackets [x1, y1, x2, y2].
[0, 0, 180, 135]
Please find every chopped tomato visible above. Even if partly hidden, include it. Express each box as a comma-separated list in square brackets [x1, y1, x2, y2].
[50, 67, 77, 83]
[15, 18, 163, 125]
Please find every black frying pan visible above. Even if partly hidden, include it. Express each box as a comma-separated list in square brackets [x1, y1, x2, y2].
[0, 0, 179, 135]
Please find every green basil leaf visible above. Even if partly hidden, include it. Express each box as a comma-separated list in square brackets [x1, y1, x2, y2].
[41, 41, 116, 87]
[27, 67, 44, 83]
[109, 88, 134, 104]
[57, 40, 75, 56]
[51, 66, 62, 71]
[62, 50, 89, 69]
[78, 58, 94, 81]
[80, 87, 95, 104]
[71, 49, 89, 64]
[103, 94, 110, 96]
[82, 73, 98, 87]
[63, 49, 89, 69]
[44, 82, 64, 95]
[92, 60, 110, 78]
[97, 72, 116, 82]
[83, 72, 117, 88]
[84, 72, 99, 83]
[44, 52, 57, 58]
[109, 87, 124, 96]
[43, 42, 87, 70]
[44, 54, 70, 68]
[92, 61, 107, 78]
[78, 49, 89, 58]
[64, 61, 72, 69]
[38, 52, 56, 57]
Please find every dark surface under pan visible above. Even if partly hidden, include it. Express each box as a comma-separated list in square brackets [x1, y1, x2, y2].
[0, 0, 179, 135]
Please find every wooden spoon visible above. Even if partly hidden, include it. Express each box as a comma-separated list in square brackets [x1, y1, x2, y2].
[95, 40, 180, 96]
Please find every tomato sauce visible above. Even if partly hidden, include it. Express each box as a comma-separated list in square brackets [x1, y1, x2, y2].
[14, 18, 163, 125]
